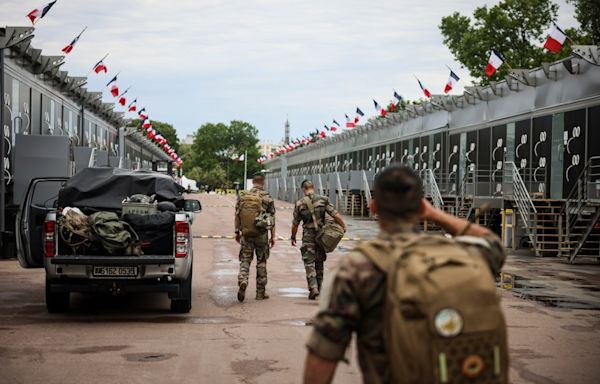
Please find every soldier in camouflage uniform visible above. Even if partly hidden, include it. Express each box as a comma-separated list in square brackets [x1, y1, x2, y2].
[235, 173, 276, 302]
[291, 180, 346, 300]
[303, 165, 506, 384]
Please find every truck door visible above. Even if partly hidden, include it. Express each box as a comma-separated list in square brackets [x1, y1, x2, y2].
[16, 178, 68, 268]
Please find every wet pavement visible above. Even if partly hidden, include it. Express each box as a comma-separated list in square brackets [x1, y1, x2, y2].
[1, 193, 599, 383]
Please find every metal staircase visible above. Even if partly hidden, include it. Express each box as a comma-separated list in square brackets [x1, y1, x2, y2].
[423, 168, 443, 209]
[560, 156, 600, 263]
[455, 167, 474, 218]
[504, 161, 540, 257]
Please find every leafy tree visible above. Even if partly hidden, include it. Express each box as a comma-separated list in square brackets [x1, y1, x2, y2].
[567, 0, 600, 43]
[439, 0, 564, 84]
[187, 165, 226, 187]
[190, 120, 262, 187]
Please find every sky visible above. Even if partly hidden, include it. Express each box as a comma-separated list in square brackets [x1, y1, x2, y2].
[2, 0, 578, 143]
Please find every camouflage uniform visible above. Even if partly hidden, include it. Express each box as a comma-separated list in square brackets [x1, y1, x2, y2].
[306, 223, 506, 383]
[235, 186, 276, 294]
[292, 193, 339, 291]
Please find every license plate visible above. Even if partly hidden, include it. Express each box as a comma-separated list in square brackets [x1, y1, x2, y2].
[93, 266, 138, 278]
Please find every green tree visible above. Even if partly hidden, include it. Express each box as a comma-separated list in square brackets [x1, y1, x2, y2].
[567, 0, 600, 43]
[439, 0, 562, 84]
[190, 120, 262, 187]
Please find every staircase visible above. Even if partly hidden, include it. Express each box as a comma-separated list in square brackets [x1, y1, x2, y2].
[559, 156, 600, 263]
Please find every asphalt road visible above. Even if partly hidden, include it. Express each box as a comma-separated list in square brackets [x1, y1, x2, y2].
[1, 193, 599, 384]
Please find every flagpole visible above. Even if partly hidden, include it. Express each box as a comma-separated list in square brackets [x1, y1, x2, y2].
[243, 150, 248, 190]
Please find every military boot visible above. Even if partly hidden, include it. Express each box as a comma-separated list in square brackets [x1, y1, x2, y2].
[308, 288, 320, 300]
[256, 291, 270, 300]
[237, 282, 247, 302]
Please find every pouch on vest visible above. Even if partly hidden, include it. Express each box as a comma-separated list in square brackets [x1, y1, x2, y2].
[305, 196, 343, 253]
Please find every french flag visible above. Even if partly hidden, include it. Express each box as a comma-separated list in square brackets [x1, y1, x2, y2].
[444, 69, 460, 94]
[373, 99, 387, 117]
[138, 108, 148, 120]
[61, 27, 87, 54]
[544, 23, 567, 54]
[93, 60, 107, 74]
[345, 114, 355, 128]
[117, 87, 130, 106]
[485, 49, 505, 77]
[331, 119, 340, 132]
[27, 1, 57, 25]
[417, 78, 431, 98]
[355, 107, 364, 124]
[106, 75, 119, 97]
[128, 99, 137, 112]
[142, 119, 152, 129]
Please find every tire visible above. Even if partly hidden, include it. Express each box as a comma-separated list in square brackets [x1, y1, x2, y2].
[170, 269, 192, 313]
[45, 277, 70, 313]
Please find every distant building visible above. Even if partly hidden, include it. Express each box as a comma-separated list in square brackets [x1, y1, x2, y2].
[181, 134, 194, 145]
[258, 141, 276, 156]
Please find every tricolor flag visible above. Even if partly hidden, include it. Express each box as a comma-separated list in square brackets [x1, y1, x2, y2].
[138, 108, 148, 120]
[117, 87, 130, 106]
[61, 27, 87, 54]
[444, 69, 460, 94]
[355, 107, 364, 124]
[544, 23, 567, 54]
[320, 130, 326, 138]
[332, 119, 340, 132]
[345, 114, 355, 128]
[127, 99, 137, 112]
[27, 1, 57, 25]
[106, 75, 119, 97]
[416, 78, 431, 98]
[142, 119, 151, 129]
[373, 99, 387, 117]
[93, 59, 107, 74]
[485, 49, 505, 77]
[393, 91, 403, 102]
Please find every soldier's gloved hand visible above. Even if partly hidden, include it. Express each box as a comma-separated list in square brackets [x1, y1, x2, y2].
[291, 237, 297, 247]
[235, 232, 241, 244]
[269, 237, 276, 249]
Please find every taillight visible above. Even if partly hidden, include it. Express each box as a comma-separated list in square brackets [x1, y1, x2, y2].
[175, 221, 189, 258]
[44, 220, 56, 257]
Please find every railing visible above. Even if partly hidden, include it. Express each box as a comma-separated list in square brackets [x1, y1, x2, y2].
[362, 170, 372, 205]
[423, 168, 443, 209]
[505, 161, 540, 257]
[335, 172, 344, 210]
[455, 167, 475, 215]
[560, 156, 600, 262]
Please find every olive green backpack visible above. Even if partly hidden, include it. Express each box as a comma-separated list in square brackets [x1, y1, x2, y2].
[356, 234, 508, 384]
[238, 191, 271, 237]
[304, 196, 344, 253]
[88, 212, 139, 255]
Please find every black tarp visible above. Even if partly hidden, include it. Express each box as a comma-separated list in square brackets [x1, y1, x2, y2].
[59, 168, 184, 211]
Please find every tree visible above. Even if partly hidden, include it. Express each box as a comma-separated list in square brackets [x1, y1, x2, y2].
[567, 0, 600, 43]
[128, 119, 180, 153]
[439, 0, 563, 84]
[189, 120, 262, 187]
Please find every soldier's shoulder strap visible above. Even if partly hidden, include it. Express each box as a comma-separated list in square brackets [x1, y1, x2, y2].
[304, 195, 320, 231]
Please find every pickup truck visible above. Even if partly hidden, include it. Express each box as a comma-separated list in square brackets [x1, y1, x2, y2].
[15, 168, 201, 314]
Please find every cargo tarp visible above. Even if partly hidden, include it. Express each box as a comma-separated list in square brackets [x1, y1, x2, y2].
[59, 167, 184, 211]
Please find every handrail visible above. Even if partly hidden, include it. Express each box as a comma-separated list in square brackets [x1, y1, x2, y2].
[423, 168, 443, 209]
[362, 170, 372, 205]
[335, 172, 344, 204]
[455, 166, 475, 215]
[505, 161, 540, 257]
[560, 156, 600, 262]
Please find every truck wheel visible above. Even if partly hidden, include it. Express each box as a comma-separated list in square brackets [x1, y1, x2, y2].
[46, 277, 70, 313]
[170, 270, 192, 313]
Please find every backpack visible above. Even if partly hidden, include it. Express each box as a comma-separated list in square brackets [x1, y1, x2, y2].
[304, 196, 344, 253]
[238, 191, 266, 237]
[88, 212, 140, 255]
[356, 234, 508, 384]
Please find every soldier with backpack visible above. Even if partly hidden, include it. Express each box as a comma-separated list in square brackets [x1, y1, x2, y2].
[303, 165, 508, 384]
[291, 180, 346, 300]
[235, 173, 276, 302]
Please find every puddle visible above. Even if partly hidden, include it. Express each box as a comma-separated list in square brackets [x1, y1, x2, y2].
[270, 319, 311, 327]
[122, 352, 177, 362]
[70, 345, 130, 354]
[209, 286, 239, 308]
[211, 269, 238, 277]
[499, 272, 600, 310]
[278, 287, 308, 298]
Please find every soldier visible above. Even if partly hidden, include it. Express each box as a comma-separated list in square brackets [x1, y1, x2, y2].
[291, 180, 346, 300]
[303, 165, 507, 384]
[235, 173, 276, 302]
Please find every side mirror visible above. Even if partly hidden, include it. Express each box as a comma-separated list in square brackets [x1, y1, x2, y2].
[184, 199, 201, 212]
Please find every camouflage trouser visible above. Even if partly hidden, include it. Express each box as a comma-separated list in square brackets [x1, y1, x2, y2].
[238, 232, 269, 293]
[300, 230, 327, 290]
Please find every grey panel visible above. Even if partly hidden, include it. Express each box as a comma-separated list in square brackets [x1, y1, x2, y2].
[95, 150, 109, 166]
[73, 147, 93, 174]
[13, 135, 71, 206]
[109, 156, 120, 167]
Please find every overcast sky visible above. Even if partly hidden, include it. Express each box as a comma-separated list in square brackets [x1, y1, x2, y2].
[3, 0, 578, 143]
